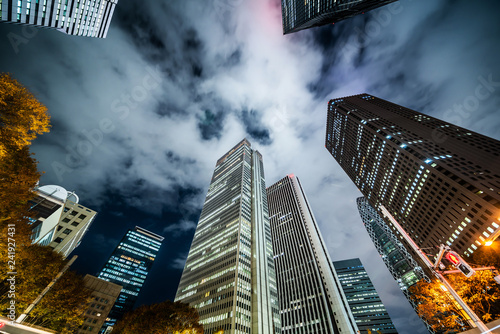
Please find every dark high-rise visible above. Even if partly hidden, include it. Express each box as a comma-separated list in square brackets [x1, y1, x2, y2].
[333, 258, 398, 334]
[325, 94, 500, 259]
[281, 0, 397, 34]
[267, 175, 358, 334]
[97, 226, 163, 333]
[0, 0, 118, 38]
[175, 139, 280, 334]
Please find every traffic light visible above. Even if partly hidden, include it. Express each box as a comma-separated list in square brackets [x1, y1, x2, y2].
[445, 251, 476, 278]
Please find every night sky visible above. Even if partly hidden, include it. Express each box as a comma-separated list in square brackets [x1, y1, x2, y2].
[1, 1, 500, 333]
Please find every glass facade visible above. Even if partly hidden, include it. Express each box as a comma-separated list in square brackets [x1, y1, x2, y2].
[267, 175, 358, 334]
[97, 226, 163, 332]
[325, 94, 500, 259]
[333, 258, 397, 334]
[356, 197, 434, 333]
[0, 0, 118, 38]
[175, 139, 280, 334]
[281, 0, 397, 34]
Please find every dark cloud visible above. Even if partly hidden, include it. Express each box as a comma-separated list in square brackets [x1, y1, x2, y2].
[197, 109, 226, 140]
[241, 108, 272, 145]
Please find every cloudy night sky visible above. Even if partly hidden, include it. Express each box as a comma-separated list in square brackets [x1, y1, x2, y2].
[2, 0, 500, 333]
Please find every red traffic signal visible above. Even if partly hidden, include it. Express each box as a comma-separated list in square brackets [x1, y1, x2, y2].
[0, 322, 4, 328]
[445, 252, 461, 265]
[445, 251, 475, 278]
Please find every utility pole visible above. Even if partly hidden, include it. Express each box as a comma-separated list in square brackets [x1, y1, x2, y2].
[379, 206, 491, 333]
[16, 255, 77, 324]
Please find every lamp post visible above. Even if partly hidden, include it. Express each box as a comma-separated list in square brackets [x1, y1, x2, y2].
[379, 206, 490, 333]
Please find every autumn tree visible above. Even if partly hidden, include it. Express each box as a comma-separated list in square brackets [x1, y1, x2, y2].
[469, 241, 500, 269]
[0, 73, 86, 333]
[0, 244, 91, 332]
[446, 270, 500, 322]
[25, 270, 92, 333]
[0, 73, 50, 157]
[112, 300, 203, 334]
[0, 72, 50, 243]
[0, 145, 40, 224]
[409, 279, 468, 333]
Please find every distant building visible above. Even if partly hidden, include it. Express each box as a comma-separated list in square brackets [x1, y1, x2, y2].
[76, 275, 122, 334]
[0, 0, 118, 38]
[281, 0, 397, 34]
[356, 197, 434, 333]
[175, 139, 281, 334]
[333, 258, 398, 334]
[325, 93, 500, 259]
[98, 226, 163, 333]
[267, 175, 358, 333]
[29, 184, 97, 258]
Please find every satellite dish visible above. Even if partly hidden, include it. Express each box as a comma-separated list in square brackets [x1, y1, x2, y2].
[38, 185, 68, 201]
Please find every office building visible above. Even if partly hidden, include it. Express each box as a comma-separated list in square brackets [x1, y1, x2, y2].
[333, 258, 397, 334]
[29, 184, 97, 258]
[98, 226, 163, 332]
[175, 139, 281, 334]
[281, 0, 397, 34]
[356, 197, 434, 333]
[267, 175, 358, 334]
[0, 0, 118, 38]
[76, 275, 122, 334]
[325, 94, 500, 258]
[357, 197, 426, 289]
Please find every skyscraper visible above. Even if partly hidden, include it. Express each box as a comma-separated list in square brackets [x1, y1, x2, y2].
[325, 94, 500, 258]
[175, 139, 280, 334]
[29, 184, 97, 258]
[333, 258, 397, 334]
[97, 226, 163, 333]
[356, 197, 434, 333]
[267, 175, 358, 334]
[76, 275, 122, 334]
[281, 0, 397, 34]
[0, 0, 118, 38]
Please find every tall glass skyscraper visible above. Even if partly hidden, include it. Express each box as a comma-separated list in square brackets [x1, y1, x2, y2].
[267, 175, 358, 334]
[356, 197, 434, 333]
[0, 0, 118, 38]
[175, 139, 280, 334]
[325, 94, 500, 259]
[97, 226, 163, 333]
[333, 258, 397, 334]
[281, 0, 397, 34]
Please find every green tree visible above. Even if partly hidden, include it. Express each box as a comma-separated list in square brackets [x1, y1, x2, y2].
[112, 300, 203, 334]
